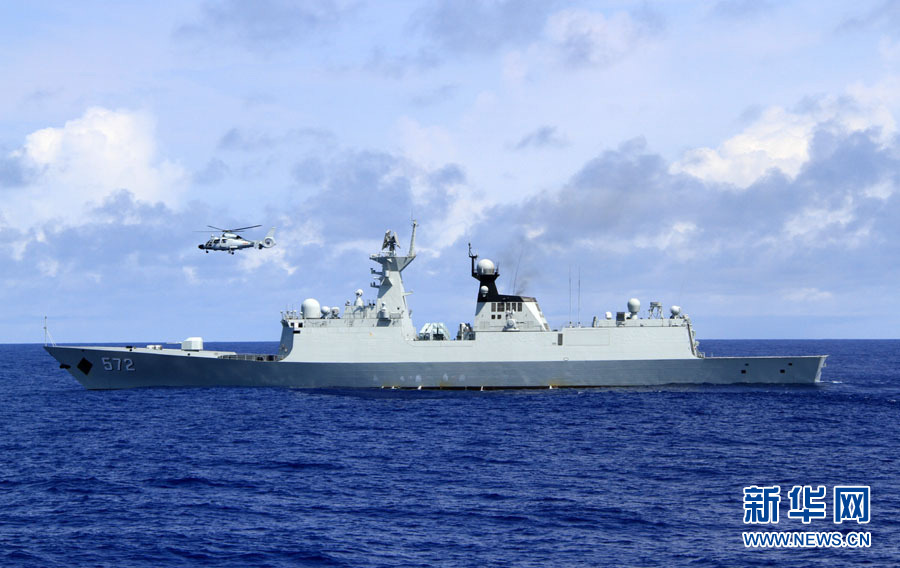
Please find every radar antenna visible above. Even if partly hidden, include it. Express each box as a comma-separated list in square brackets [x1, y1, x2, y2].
[382, 230, 399, 253]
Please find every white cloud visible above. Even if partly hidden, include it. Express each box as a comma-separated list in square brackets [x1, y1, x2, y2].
[182, 266, 198, 284]
[671, 96, 896, 188]
[3, 107, 187, 231]
[575, 221, 699, 257]
[395, 117, 457, 169]
[37, 258, 60, 277]
[782, 287, 833, 303]
[864, 179, 895, 200]
[634, 221, 699, 253]
[767, 192, 874, 251]
[783, 198, 855, 240]
[545, 9, 653, 67]
[236, 218, 323, 275]
[237, 245, 296, 275]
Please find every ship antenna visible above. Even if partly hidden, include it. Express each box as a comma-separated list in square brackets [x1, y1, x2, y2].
[577, 266, 581, 327]
[568, 265, 572, 327]
[43, 315, 57, 347]
[511, 244, 524, 295]
[408, 219, 418, 257]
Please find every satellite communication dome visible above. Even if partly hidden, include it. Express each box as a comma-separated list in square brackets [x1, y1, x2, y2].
[301, 298, 321, 319]
[355, 289, 363, 297]
[321, 306, 331, 317]
[670, 305, 682, 317]
[331, 306, 340, 317]
[476, 258, 496, 275]
[627, 298, 641, 315]
[480, 285, 489, 296]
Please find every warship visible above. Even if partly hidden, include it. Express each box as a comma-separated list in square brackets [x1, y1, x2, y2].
[46, 222, 826, 389]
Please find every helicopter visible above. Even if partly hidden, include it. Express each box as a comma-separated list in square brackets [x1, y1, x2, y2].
[198, 225, 277, 254]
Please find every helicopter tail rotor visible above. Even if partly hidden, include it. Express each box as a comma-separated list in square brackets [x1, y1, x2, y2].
[257, 227, 277, 249]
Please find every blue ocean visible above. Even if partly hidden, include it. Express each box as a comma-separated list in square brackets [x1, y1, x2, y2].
[1, 340, 897, 566]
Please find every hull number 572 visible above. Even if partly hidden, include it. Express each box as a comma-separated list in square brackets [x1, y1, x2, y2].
[102, 357, 135, 371]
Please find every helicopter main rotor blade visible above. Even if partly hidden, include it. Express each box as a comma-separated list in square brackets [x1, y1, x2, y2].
[228, 225, 262, 232]
[207, 224, 261, 232]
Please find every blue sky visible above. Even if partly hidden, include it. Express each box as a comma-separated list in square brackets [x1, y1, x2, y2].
[2, 0, 899, 342]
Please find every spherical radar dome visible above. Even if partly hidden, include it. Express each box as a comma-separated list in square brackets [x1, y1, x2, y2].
[301, 298, 321, 319]
[627, 298, 641, 315]
[476, 258, 496, 275]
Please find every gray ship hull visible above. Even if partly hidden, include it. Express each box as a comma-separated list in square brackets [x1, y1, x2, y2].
[46, 345, 826, 390]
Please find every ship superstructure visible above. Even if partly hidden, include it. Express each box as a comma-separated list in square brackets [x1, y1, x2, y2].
[46, 222, 826, 389]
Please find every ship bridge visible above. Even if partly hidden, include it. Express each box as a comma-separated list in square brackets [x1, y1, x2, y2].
[467, 246, 551, 333]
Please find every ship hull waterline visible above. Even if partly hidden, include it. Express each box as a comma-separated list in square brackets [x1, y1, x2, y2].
[46, 346, 826, 390]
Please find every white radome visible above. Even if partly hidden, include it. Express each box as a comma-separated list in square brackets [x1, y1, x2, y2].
[476, 258, 495, 275]
[301, 298, 321, 319]
[627, 298, 641, 315]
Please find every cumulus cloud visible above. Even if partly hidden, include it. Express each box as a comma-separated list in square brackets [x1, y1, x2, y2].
[781, 287, 834, 302]
[670, 96, 896, 188]
[371, 3, 661, 78]
[413, 0, 554, 55]
[176, 0, 348, 51]
[396, 117, 458, 168]
[8, 104, 899, 341]
[513, 125, 568, 150]
[459, 112, 900, 324]
[838, 0, 900, 34]
[1, 107, 187, 232]
[545, 7, 662, 68]
[217, 126, 334, 152]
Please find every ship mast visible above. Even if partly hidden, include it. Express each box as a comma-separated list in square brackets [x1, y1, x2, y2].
[408, 219, 417, 258]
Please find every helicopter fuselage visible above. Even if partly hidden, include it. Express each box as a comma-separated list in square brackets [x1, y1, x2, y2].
[199, 233, 256, 254]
